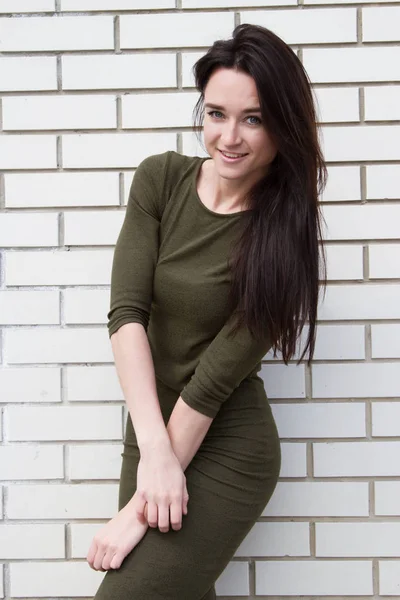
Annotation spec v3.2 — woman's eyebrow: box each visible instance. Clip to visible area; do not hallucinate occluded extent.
[204,103,262,113]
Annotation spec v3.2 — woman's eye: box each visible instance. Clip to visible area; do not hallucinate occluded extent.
[247,115,262,125]
[207,110,223,119]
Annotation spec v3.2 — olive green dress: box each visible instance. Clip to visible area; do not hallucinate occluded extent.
[94,151,281,600]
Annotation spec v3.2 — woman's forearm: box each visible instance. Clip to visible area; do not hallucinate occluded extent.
[166,397,213,472]
[110,323,213,471]
[110,323,171,453]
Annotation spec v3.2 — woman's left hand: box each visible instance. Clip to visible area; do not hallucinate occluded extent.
[86,493,149,572]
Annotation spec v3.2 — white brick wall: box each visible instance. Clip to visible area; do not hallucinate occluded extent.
[0,2,398,599]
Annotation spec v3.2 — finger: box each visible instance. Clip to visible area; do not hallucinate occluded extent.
[110,552,124,570]
[86,540,97,569]
[147,501,158,528]
[93,546,106,572]
[170,499,183,531]
[102,547,117,571]
[183,485,189,515]
[157,503,170,533]
[134,494,147,525]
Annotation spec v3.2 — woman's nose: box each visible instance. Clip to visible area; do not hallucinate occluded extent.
[221,121,241,145]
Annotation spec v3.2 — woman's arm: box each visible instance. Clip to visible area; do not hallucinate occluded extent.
[110,321,192,534]
[110,322,171,453]
[166,397,213,472]
[111,322,212,472]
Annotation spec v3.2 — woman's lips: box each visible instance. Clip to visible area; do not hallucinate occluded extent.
[218,149,248,162]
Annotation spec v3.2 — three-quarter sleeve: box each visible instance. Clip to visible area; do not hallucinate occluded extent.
[180,314,273,419]
[107,153,165,338]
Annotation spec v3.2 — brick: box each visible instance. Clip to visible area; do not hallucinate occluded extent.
[0,135,56,169]
[0,445,63,480]
[375,482,400,516]
[379,561,400,596]
[272,403,365,439]
[372,324,400,358]
[64,210,124,246]
[365,86,400,121]
[313,325,365,359]
[7,483,118,519]
[62,132,176,168]
[303,47,400,83]
[5,327,113,364]
[325,244,363,280]
[185,0,294,5]
[318,284,400,320]
[69,443,122,479]
[313,364,400,398]
[306,0,392,4]
[70,523,101,558]
[243,8,357,44]
[316,523,400,557]
[263,482,368,517]
[367,165,400,200]
[120,13,234,49]
[322,204,400,240]
[3,95,116,131]
[280,443,307,477]
[0,367,61,403]
[372,402,400,436]
[314,87,359,122]
[0,213,58,247]
[363,7,400,42]
[0,16,113,52]
[370,244,400,278]
[64,289,109,324]
[314,442,400,477]
[5,172,120,208]
[182,0,295,5]
[0,0,54,11]
[62,0,174,9]
[215,562,249,597]
[0,524,64,559]
[10,562,105,597]
[62,54,176,90]
[5,250,113,286]
[259,364,306,399]
[324,125,400,162]
[7,405,122,441]
[181,131,209,157]
[0,291,59,325]
[122,92,199,129]
[236,522,309,557]
[274,324,365,360]
[123,171,135,204]
[321,165,360,201]
[0,56,56,91]
[255,560,373,595]
[65,366,122,402]
[182,52,204,88]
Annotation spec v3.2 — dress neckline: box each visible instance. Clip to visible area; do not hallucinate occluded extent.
[192,156,249,219]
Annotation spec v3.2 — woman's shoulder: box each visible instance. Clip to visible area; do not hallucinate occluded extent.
[132,151,201,217]
[138,150,200,173]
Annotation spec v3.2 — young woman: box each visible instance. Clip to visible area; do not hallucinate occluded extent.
[88,23,327,599]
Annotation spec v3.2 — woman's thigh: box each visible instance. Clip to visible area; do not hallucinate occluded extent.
[94,382,280,599]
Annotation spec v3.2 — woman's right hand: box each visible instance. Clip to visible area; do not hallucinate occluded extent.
[87,492,149,571]
[135,445,189,533]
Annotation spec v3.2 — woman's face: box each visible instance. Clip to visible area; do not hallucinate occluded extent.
[202,67,278,185]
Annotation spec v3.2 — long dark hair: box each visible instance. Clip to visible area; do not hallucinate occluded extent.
[192,23,327,366]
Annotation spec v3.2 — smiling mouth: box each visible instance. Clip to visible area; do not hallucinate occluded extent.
[218,150,248,159]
